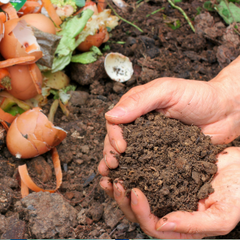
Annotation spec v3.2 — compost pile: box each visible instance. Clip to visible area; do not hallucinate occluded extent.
[109,112,225,218]
[1,0,240,239]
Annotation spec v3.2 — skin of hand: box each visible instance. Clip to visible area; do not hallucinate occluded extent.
[98,56,240,238]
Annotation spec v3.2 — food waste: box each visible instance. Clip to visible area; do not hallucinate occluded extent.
[0,0,120,197]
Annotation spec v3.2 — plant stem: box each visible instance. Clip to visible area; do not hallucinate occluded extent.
[167,0,195,33]
[106,1,144,33]
[146,7,165,17]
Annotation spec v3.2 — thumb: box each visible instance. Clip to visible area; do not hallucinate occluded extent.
[105,78,181,124]
[156,203,240,237]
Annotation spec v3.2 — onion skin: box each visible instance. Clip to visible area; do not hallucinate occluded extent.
[6,107,67,159]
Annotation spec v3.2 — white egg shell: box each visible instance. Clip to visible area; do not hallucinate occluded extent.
[104,52,133,82]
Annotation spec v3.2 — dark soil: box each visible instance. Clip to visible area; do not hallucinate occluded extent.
[109,112,225,218]
[1,0,240,239]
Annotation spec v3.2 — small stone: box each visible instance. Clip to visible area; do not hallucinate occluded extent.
[103,201,124,229]
[80,145,90,154]
[77,208,87,225]
[15,192,77,239]
[88,202,104,222]
[117,222,129,231]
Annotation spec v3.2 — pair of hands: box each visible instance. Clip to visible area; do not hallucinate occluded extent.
[98,56,240,238]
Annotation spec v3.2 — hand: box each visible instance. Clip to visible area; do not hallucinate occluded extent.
[98,56,240,238]
[99,56,240,175]
[100,147,240,239]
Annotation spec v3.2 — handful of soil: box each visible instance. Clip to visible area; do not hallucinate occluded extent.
[109,112,226,218]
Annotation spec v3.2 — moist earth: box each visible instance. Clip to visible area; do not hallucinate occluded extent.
[1,0,240,239]
[109,112,225,218]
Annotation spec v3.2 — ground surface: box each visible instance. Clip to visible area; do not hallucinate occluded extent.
[1,0,240,239]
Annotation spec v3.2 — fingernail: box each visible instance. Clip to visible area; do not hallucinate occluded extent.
[157,222,176,232]
[104,155,111,168]
[105,107,126,118]
[112,140,121,153]
[131,189,138,205]
[113,182,122,197]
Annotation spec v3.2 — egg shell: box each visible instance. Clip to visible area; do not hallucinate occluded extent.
[20,13,56,35]
[7,64,42,100]
[104,52,134,82]
[0,18,42,62]
[34,111,67,147]
[6,107,67,159]
[6,117,39,159]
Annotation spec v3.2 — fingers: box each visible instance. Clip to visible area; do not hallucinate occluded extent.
[106,123,127,153]
[103,134,121,169]
[155,202,240,237]
[99,176,114,198]
[113,181,137,222]
[98,159,109,176]
[105,78,181,124]
[129,188,198,239]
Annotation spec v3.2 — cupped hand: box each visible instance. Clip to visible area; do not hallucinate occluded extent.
[100,147,240,239]
[99,56,240,175]
[98,56,240,238]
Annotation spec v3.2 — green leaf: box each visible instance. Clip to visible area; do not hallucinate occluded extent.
[229,0,240,3]
[74,0,85,7]
[50,89,59,99]
[62,85,76,93]
[215,1,240,24]
[203,1,215,11]
[52,9,94,72]
[196,6,202,15]
[71,52,98,64]
[166,19,181,30]
[102,44,110,52]
[6,106,24,116]
[90,46,103,56]
[71,46,102,64]
[173,0,182,2]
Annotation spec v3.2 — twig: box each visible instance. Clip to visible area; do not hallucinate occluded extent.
[106,0,143,33]
[167,0,195,33]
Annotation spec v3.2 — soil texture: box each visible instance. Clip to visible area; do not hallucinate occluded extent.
[110,112,225,218]
[1,0,240,239]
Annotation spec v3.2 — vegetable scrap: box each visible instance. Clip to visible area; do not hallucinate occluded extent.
[0,0,120,198]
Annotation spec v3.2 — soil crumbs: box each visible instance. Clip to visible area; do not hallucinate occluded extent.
[110,112,224,218]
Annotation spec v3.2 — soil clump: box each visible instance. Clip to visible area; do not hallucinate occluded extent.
[110,112,226,218]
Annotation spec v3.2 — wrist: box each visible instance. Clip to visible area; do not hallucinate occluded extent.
[209,56,240,135]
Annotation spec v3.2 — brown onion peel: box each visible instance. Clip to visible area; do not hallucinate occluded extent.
[18,147,63,198]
